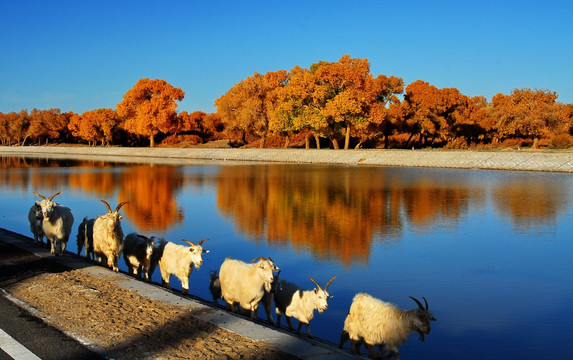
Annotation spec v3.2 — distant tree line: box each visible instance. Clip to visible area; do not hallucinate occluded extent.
[1,55,572,149]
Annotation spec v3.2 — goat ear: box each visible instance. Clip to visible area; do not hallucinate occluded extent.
[314,288,318,294]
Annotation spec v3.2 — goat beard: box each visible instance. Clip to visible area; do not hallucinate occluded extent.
[417,331,425,342]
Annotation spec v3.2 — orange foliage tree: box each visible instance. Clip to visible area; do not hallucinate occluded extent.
[25,108,70,145]
[0,110,30,145]
[313,55,375,149]
[490,88,567,147]
[68,108,121,146]
[356,74,404,148]
[400,80,480,148]
[215,71,287,148]
[117,78,185,147]
[271,65,325,148]
[272,55,402,149]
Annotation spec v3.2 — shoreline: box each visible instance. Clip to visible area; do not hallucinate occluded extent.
[1,145,573,172]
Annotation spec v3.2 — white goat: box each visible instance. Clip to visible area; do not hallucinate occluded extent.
[123,233,156,281]
[211,267,282,324]
[92,200,128,272]
[157,239,209,294]
[33,190,74,256]
[339,293,437,360]
[27,202,44,244]
[274,275,336,338]
[76,217,95,260]
[218,257,279,319]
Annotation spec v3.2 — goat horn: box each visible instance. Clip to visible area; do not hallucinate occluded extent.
[100,200,112,213]
[423,296,429,310]
[199,238,209,245]
[325,275,337,291]
[409,296,425,310]
[182,239,196,246]
[48,190,63,201]
[250,256,265,263]
[309,276,322,291]
[33,191,46,200]
[114,201,129,212]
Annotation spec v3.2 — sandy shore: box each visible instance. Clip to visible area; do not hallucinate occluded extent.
[2,145,573,172]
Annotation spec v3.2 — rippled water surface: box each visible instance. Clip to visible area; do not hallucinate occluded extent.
[1,155,572,359]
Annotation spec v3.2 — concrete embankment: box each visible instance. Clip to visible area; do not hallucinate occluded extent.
[2,146,573,172]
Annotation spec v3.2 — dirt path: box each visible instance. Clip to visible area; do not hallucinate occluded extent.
[0,239,300,360]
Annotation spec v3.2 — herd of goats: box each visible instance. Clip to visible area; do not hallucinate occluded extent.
[27,190,437,360]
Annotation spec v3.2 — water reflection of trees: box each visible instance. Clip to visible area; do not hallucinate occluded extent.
[118,166,184,231]
[401,182,482,230]
[4,156,571,263]
[2,157,186,231]
[216,166,487,265]
[492,178,568,230]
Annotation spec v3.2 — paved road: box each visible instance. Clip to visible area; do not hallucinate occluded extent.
[0,229,357,360]
[0,292,105,360]
[1,146,573,172]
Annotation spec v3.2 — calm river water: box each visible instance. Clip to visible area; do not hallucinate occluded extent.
[1,155,572,359]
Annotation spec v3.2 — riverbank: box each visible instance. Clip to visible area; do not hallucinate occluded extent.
[2,145,573,172]
[0,229,351,359]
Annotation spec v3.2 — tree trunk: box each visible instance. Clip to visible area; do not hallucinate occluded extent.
[305,134,310,149]
[405,132,416,149]
[259,133,266,149]
[332,138,339,150]
[314,134,321,149]
[283,135,290,148]
[532,137,538,149]
[150,135,155,148]
[344,123,351,150]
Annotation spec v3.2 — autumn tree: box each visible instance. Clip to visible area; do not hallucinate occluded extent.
[451,95,495,146]
[26,108,69,145]
[400,81,478,148]
[215,71,287,148]
[0,110,30,145]
[313,55,376,149]
[68,112,95,145]
[490,88,567,147]
[271,65,327,148]
[117,78,185,147]
[356,74,404,148]
[565,103,573,135]
[273,55,391,149]
[177,110,206,134]
[68,108,120,146]
[202,113,225,141]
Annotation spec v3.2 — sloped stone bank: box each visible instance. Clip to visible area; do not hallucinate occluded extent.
[2,146,573,172]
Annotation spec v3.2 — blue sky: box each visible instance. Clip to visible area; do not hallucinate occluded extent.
[1,0,571,115]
